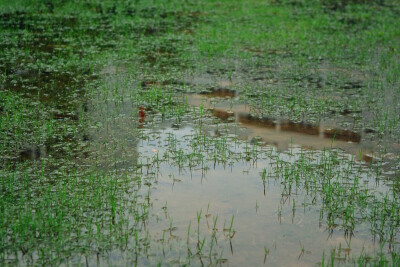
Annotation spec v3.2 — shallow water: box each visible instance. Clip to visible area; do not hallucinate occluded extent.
[2,2,400,265]
[135,124,394,266]
[186,89,400,165]
[77,77,400,265]
[82,81,396,265]
[3,64,398,265]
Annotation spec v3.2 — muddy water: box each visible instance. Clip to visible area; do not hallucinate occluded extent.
[137,125,387,266]
[80,71,400,265]
[186,89,400,164]
[86,70,139,171]
[100,85,400,266]
[4,2,400,266]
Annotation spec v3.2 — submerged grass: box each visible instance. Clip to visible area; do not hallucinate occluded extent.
[1,0,400,265]
[185,0,400,140]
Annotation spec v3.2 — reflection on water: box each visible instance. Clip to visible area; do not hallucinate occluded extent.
[324,128,361,143]
[200,88,237,98]
[186,90,378,161]
[280,120,318,136]
[212,109,235,121]
[86,74,139,171]
[81,83,399,265]
[138,125,389,266]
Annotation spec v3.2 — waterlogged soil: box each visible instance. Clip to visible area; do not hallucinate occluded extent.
[138,124,389,266]
[186,88,400,169]
[76,69,400,265]
[119,87,398,265]
[2,0,400,266]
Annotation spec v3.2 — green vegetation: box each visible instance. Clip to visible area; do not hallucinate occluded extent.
[1,0,400,265]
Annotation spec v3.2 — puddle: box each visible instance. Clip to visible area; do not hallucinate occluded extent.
[80,82,398,265]
[2,1,400,266]
[80,75,397,265]
[136,124,398,266]
[185,89,384,160]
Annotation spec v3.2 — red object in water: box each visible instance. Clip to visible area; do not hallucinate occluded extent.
[138,106,146,128]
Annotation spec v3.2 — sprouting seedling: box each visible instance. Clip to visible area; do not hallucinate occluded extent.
[358,149,363,162]
[228,215,235,239]
[345,235,352,250]
[212,215,218,234]
[197,237,205,256]
[187,221,191,245]
[199,102,204,117]
[169,217,174,232]
[209,234,215,260]
[330,131,337,147]
[290,137,293,156]
[197,209,202,242]
[160,230,165,244]
[298,241,305,259]
[264,246,269,264]
[261,168,267,183]
[228,69,233,81]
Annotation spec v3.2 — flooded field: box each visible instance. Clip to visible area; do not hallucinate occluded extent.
[1,0,400,266]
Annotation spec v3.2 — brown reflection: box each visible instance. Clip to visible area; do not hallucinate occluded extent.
[237,114,360,143]
[324,129,361,143]
[200,88,236,98]
[238,113,276,129]
[362,154,374,163]
[187,93,362,143]
[186,92,370,160]
[210,105,361,144]
[281,121,319,136]
[212,109,234,121]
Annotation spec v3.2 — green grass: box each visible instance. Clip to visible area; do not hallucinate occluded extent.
[1,0,400,265]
